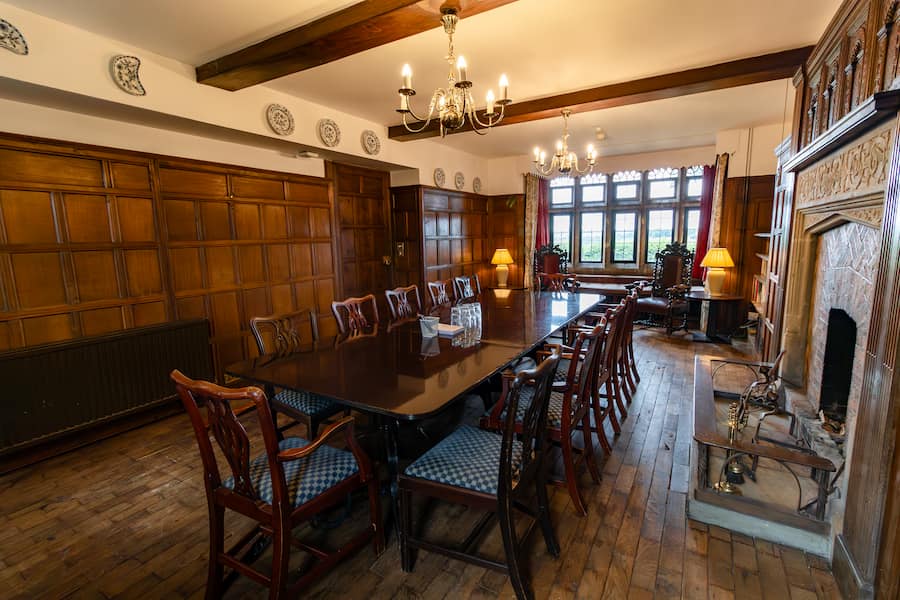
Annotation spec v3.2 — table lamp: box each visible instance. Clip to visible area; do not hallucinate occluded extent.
[491,248,514,288]
[700,247,734,296]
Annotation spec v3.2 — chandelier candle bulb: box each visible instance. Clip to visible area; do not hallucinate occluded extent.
[499,74,509,100]
[402,64,412,90]
[457,56,467,82]
[486,89,495,115]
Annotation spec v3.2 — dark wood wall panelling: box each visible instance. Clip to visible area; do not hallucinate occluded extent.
[488,194,526,288]
[718,175,775,309]
[0,135,341,380]
[789,1,900,597]
[389,186,525,295]
[332,164,391,300]
[422,188,491,287]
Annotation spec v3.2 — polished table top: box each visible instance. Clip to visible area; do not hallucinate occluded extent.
[226,290,601,421]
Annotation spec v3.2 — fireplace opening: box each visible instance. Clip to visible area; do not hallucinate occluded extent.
[819,308,856,423]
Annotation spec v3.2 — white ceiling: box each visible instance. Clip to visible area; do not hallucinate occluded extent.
[5,0,841,158]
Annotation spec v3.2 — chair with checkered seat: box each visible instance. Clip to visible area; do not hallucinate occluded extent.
[250,309,346,438]
[399,354,561,600]
[482,323,609,516]
[171,370,383,599]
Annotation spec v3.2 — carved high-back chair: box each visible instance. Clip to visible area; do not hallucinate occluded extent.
[632,241,693,335]
[385,285,423,322]
[250,309,344,438]
[453,274,481,304]
[171,370,383,599]
[331,294,380,336]
[399,355,561,599]
[426,280,454,314]
[538,272,576,292]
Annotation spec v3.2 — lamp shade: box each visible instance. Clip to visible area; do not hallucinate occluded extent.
[491,248,514,265]
[700,247,735,268]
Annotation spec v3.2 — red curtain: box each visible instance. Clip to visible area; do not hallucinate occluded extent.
[536,177,550,249]
[692,164,716,279]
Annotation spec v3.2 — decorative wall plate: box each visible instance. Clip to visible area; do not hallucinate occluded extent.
[433,167,446,188]
[454,171,465,191]
[360,130,381,155]
[0,18,27,55]
[110,55,146,96]
[266,103,294,136]
[473,177,482,194]
[317,118,341,147]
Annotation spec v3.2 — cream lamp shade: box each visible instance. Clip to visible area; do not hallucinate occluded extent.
[491,248,514,288]
[700,247,734,296]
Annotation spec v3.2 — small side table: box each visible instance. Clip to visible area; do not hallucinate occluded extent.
[687,291,743,343]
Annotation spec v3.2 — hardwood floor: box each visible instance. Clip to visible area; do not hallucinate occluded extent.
[0,329,842,599]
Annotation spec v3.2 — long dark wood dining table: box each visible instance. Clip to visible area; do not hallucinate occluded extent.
[225,289,603,541]
[225,290,603,421]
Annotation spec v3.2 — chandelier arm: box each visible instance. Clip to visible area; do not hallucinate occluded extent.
[400,111,436,134]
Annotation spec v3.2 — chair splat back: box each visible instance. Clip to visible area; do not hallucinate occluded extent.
[250,308,319,356]
[332,294,380,335]
[385,285,422,321]
[453,274,481,304]
[501,353,560,494]
[650,241,693,296]
[426,280,454,312]
[172,370,268,501]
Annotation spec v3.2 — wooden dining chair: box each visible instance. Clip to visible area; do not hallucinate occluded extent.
[250,309,345,438]
[482,324,606,515]
[399,354,561,600]
[452,274,481,304]
[384,285,423,321]
[331,294,379,335]
[171,370,383,599]
[426,280,454,314]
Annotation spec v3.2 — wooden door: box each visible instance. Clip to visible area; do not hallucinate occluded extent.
[333,164,392,300]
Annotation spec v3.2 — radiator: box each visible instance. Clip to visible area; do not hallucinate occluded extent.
[0,319,212,457]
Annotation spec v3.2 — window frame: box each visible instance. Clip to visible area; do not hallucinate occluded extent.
[611,210,638,264]
[644,208,676,262]
[578,211,605,264]
[547,166,702,273]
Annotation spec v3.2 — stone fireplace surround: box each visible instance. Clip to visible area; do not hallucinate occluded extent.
[779,98,900,597]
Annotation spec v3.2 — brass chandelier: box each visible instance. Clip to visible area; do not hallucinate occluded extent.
[396,6,510,137]
[532,110,597,176]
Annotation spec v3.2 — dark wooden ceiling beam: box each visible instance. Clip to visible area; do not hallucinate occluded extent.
[388,46,814,141]
[196,0,520,91]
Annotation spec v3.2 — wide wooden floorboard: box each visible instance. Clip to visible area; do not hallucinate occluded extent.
[0,328,842,598]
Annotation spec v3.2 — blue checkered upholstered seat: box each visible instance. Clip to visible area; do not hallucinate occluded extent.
[554,358,572,382]
[403,425,522,495]
[274,389,341,418]
[487,385,565,428]
[223,437,358,507]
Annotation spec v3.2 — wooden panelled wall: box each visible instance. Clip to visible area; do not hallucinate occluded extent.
[389,186,526,294]
[0,135,339,380]
[719,175,775,308]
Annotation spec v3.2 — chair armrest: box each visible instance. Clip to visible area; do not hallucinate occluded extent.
[665,284,690,300]
[277,415,354,461]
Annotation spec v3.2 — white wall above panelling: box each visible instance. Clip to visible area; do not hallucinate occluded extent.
[716,121,790,177]
[0,1,488,188]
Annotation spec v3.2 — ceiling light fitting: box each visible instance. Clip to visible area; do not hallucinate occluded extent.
[396,6,510,137]
[532,110,596,176]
